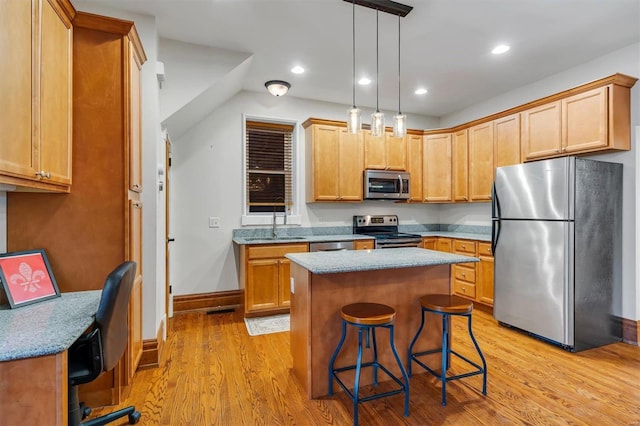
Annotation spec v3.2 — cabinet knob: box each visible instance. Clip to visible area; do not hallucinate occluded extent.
[462,273,466,277]
[35,170,51,179]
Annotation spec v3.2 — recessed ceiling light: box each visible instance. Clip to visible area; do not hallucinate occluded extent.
[492,44,510,55]
[414,88,428,95]
[358,77,371,85]
[291,65,305,74]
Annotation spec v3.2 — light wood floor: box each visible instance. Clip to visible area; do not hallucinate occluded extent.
[91,308,640,425]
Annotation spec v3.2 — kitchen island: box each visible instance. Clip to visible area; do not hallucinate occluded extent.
[286,247,477,399]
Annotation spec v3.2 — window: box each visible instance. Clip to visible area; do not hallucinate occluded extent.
[244,119,295,221]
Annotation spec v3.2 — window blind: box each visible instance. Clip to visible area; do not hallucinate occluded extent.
[246,120,294,213]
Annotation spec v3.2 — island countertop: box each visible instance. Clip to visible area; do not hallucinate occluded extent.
[285,247,478,274]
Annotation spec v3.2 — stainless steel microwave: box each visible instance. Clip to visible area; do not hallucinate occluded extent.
[364,170,410,200]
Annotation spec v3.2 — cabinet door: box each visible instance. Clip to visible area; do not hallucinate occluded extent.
[127,199,143,381]
[562,87,608,154]
[385,133,407,171]
[521,101,562,161]
[39,0,72,185]
[0,0,36,180]
[468,122,494,201]
[423,133,452,202]
[128,43,143,192]
[494,113,520,169]
[422,237,437,250]
[364,130,386,169]
[246,259,280,312]
[477,242,494,306]
[452,129,469,202]
[436,238,452,252]
[338,128,363,201]
[406,134,423,201]
[279,259,292,307]
[311,125,340,201]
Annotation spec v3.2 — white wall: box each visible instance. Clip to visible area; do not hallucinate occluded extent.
[169,92,440,295]
[440,42,640,321]
[71,1,166,340]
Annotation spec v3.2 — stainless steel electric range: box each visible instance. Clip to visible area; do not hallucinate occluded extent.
[353,215,422,249]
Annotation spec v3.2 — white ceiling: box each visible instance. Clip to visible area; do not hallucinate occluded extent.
[76,0,640,117]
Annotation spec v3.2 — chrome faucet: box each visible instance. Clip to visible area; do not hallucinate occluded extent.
[272,197,286,238]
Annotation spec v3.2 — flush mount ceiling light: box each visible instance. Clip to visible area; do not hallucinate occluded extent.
[265,80,291,96]
[291,65,305,74]
[492,44,510,55]
[358,77,371,85]
[415,88,428,95]
[343,0,413,137]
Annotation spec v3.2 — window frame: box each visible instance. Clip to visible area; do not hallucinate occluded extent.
[241,114,301,226]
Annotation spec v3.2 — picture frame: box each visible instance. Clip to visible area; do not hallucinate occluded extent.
[0,249,61,308]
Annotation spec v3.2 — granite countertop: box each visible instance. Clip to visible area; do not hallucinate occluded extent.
[233,233,374,245]
[286,247,478,274]
[233,231,491,245]
[416,231,492,242]
[0,290,101,362]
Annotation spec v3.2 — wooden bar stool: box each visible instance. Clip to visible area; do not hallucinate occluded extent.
[328,303,409,425]
[407,294,487,406]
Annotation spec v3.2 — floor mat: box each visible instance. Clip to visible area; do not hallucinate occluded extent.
[244,314,290,336]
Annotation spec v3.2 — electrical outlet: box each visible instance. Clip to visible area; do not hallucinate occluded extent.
[209,216,220,228]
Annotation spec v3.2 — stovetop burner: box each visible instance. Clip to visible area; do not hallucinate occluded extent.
[353,215,422,248]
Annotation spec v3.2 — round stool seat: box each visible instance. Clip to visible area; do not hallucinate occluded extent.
[341,302,396,325]
[419,294,473,314]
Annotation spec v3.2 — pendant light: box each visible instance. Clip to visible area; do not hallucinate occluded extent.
[370,9,384,137]
[392,15,406,137]
[347,0,361,134]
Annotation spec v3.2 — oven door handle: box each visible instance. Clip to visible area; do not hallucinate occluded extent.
[377,242,421,249]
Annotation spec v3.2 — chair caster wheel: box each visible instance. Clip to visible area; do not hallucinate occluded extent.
[128,411,141,424]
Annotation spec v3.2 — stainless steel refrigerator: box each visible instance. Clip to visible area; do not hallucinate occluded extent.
[492,157,622,352]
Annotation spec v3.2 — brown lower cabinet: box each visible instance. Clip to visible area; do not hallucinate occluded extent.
[421,236,494,308]
[241,243,308,317]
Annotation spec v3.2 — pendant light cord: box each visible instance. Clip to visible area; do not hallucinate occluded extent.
[397,15,401,114]
[352,0,356,109]
[375,9,379,112]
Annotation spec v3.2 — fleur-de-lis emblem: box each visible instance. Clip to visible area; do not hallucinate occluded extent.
[9,262,46,293]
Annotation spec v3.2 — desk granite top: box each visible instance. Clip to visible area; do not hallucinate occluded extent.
[286,247,478,274]
[0,290,101,362]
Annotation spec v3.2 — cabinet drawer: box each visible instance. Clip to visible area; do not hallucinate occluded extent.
[453,239,476,254]
[453,279,476,298]
[247,243,308,260]
[454,265,476,283]
[478,242,492,256]
[354,239,374,250]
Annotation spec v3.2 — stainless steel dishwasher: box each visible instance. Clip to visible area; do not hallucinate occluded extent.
[309,241,354,252]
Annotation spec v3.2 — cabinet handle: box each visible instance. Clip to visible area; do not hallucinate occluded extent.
[132,184,140,189]
[35,170,51,179]
[133,202,142,209]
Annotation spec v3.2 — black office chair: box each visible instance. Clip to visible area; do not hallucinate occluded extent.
[67,261,141,426]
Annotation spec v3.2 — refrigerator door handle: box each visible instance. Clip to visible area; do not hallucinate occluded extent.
[491,218,501,255]
[492,182,501,219]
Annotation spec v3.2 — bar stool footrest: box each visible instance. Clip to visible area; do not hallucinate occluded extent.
[410,348,485,383]
[331,362,407,404]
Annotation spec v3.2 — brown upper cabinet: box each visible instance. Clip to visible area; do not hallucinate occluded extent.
[304,119,364,202]
[468,122,494,201]
[302,73,635,205]
[364,130,407,171]
[452,129,469,202]
[406,133,424,202]
[423,132,452,202]
[0,0,74,192]
[522,76,635,161]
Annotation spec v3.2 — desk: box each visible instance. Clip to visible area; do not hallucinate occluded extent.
[286,248,477,398]
[0,290,101,426]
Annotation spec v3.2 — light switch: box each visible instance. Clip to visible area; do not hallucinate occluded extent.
[209,217,220,228]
